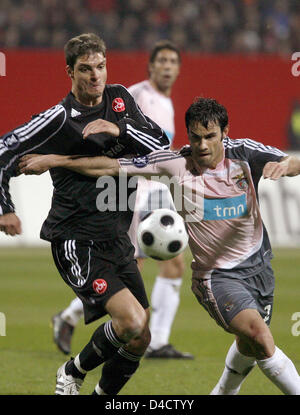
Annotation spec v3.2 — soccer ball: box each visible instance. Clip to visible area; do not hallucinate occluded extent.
[137,208,188,261]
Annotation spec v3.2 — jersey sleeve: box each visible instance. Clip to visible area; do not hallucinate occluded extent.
[241,138,287,178]
[0,104,66,215]
[118,150,183,180]
[115,85,170,155]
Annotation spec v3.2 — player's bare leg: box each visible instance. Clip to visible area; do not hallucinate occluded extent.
[106,289,150,345]
[145,252,194,359]
[136,257,145,272]
[52,255,147,356]
[56,289,150,395]
[211,309,300,395]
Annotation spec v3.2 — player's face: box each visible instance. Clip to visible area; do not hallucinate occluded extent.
[188,121,228,169]
[67,52,107,106]
[149,49,180,95]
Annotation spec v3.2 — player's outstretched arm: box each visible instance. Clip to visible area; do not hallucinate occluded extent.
[19,154,120,177]
[0,104,66,237]
[20,150,176,180]
[263,156,300,180]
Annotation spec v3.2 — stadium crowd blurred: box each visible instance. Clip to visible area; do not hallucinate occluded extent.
[0,0,299,53]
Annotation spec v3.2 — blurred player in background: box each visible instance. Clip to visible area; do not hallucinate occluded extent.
[52,40,194,359]
[22,97,300,394]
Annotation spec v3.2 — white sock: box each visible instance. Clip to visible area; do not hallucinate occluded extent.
[149,276,182,350]
[74,354,87,375]
[61,297,84,327]
[94,383,107,395]
[210,341,256,395]
[257,346,300,395]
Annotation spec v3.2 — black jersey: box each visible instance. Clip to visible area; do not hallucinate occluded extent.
[0,84,170,241]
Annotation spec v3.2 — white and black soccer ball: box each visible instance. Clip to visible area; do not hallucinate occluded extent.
[137,208,188,261]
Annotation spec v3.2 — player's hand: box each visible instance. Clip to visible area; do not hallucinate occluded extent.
[179,145,192,157]
[82,119,120,139]
[18,154,54,175]
[263,159,289,180]
[0,213,22,236]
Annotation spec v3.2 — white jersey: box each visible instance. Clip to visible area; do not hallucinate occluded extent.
[127,80,176,257]
[128,80,175,144]
[119,138,287,277]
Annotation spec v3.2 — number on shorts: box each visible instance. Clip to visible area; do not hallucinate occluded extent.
[263,304,271,323]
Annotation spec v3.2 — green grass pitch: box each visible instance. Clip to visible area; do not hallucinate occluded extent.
[0,247,299,395]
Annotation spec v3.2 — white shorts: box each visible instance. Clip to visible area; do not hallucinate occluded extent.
[128,178,175,259]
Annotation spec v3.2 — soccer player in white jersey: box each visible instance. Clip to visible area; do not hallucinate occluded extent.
[21,97,300,394]
[51,40,193,359]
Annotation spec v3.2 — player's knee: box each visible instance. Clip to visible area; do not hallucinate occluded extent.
[245,325,274,359]
[125,325,151,355]
[236,337,254,357]
[135,325,151,350]
[118,309,148,342]
[137,326,151,353]
[143,325,151,347]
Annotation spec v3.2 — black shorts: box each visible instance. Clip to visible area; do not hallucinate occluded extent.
[51,235,149,324]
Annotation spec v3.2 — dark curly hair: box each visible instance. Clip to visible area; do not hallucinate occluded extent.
[185,97,228,132]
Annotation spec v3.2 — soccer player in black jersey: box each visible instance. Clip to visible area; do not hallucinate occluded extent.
[0,33,170,395]
[52,40,194,361]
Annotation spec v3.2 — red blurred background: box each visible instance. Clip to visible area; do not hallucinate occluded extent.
[1,51,299,149]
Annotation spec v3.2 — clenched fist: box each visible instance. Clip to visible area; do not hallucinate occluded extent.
[82,119,120,139]
[0,213,22,236]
